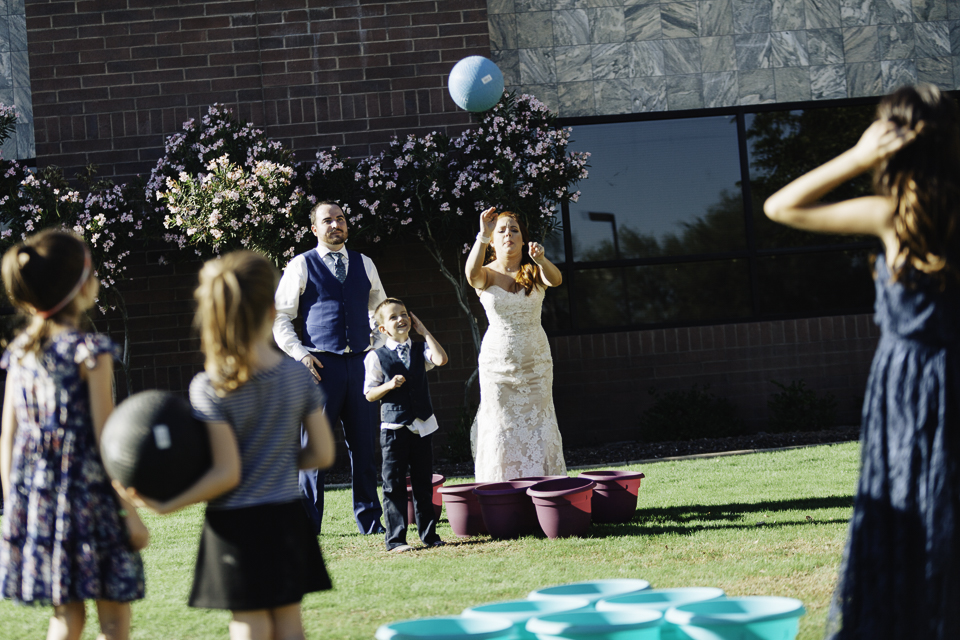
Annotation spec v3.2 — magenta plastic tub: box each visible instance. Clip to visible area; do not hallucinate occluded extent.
[577,470,645,524]
[406,473,445,524]
[439,482,488,537]
[526,477,596,539]
[473,481,540,539]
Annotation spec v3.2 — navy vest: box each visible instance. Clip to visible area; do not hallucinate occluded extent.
[375,342,434,424]
[300,249,372,354]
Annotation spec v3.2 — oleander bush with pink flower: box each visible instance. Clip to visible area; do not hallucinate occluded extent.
[0,105,149,392]
[149,104,311,263]
[1,108,145,304]
[307,93,590,379]
[2,167,144,299]
[0,104,17,149]
[153,95,589,270]
[1,96,589,400]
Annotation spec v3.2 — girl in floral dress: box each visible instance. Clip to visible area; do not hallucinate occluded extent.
[0,230,148,640]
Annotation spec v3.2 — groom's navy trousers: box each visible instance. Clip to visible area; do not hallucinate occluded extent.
[299,350,382,534]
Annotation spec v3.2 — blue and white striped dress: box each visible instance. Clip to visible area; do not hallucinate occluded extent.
[186,356,331,610]
[190,357,324,510]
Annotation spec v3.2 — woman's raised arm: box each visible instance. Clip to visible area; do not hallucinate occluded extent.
[763,119,912,239]
[465,207,498,290]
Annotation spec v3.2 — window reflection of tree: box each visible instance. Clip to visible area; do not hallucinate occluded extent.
[572,264,752,329]
[747,105,879,314]
[545,211,744,329]
[577,191,747,261]
[552,103,881,330]
[573,196,751,328]
[747,106,876,249]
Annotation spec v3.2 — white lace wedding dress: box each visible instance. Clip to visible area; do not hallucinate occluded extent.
[474,285,567,482]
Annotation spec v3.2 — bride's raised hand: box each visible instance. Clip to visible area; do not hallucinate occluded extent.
[480,207,497,236]
[528,242,545,263]
[852,119,918,168]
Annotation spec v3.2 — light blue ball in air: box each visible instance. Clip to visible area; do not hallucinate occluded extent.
[447,56,505,112]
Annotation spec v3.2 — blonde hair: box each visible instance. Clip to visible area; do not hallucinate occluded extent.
[1,230,93,353]
[195,251,278,395]
[483,211,543,296]
[874,84,960,288]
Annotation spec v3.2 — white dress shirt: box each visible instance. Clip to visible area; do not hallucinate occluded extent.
[273,245,387,362]
[363,338,439,437]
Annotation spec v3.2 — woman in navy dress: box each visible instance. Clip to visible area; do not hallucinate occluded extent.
[765,84,960,640]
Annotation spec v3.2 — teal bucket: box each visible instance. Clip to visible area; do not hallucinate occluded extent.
[525,609,663,640]
[664,596,806,640]
[462,598,592,639]
[596,588,726,640]
[375,616,515,640]
[527,579,651,606]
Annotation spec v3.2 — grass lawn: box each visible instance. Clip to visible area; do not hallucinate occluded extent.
[0,441,859,639]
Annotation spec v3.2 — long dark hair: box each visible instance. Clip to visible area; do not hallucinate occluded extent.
[483,211,543,295]
[874,84,960,287]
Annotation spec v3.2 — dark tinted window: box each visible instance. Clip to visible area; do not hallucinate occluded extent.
[571,260,752,329]
[548,102,880,334]
[746,106,876,249]
[568,117,745,261]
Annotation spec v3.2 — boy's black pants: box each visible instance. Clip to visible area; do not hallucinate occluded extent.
[380,428,440,549]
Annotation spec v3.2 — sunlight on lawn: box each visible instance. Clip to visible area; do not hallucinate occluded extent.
[0,442,859,639]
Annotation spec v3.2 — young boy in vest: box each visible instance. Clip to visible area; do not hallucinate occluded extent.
[364,298,449,552]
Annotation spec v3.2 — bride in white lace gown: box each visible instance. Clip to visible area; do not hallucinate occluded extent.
[465,208,567,482]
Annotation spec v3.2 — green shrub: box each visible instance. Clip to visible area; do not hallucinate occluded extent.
[767,379,838,432]
[639,385,745,442]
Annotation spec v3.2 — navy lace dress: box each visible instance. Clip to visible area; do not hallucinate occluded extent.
[826,255,960,640]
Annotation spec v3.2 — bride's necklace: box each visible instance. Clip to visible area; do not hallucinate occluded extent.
[499,260,520,274]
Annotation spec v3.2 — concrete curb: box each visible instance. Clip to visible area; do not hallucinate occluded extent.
[567,439,856,470]
[323,439,858,489]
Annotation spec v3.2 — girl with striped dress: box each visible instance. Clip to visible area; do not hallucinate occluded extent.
[124,250,336,640]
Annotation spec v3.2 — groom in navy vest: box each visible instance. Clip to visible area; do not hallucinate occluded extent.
[274,200,387,535]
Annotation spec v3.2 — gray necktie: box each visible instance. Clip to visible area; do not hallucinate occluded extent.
[331,252,346,283]
[397,343,410,368]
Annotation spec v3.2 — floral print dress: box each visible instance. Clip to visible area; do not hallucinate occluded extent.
[0,331,144,606]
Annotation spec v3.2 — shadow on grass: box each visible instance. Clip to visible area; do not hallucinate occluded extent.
[592,495,855,537]
[329,497,855,540]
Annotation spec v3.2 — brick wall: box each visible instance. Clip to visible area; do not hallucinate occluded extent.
[25,0,490,181]
[23,0,878,458]
[113,249,205,395]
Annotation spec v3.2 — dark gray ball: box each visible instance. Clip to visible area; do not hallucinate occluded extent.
[101,390,212,501]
